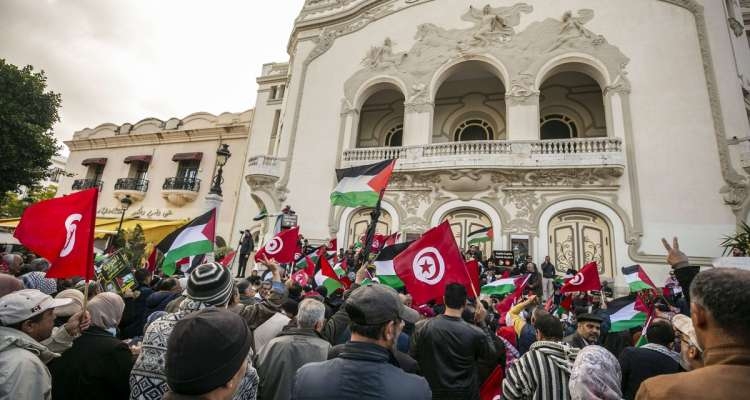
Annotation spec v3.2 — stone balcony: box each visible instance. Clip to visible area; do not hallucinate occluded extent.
[161,177,200,206]
[342,137,624,171]
[246,155,284,186]
[113,178,149,202]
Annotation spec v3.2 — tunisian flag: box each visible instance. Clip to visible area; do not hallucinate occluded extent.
[254,226,299,264]
[394,221,472,306]
[14,188,98,280]
[560,261,602,294]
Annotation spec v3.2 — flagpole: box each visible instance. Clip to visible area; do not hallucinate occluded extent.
[359,188,386,270]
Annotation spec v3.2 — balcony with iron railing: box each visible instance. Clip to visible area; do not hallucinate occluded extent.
[113,178,149,202]
[342,137,624,171]
[72,178,103,191]
[161,177,201,206]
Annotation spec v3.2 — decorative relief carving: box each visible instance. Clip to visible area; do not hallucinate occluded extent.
[461,4,533,46]
[362,38,407,69]
[343,5,629,115]
[506,73,540,106]
[501,190,540,219]
[401,216,429,232]
[490,167,622,188]
[605,66,632,95]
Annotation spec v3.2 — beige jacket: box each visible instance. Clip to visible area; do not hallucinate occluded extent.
[636,344,750,400]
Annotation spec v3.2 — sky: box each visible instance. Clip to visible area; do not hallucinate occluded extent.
[0,0,306,155]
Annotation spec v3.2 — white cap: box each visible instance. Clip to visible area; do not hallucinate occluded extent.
[0,289,73,325]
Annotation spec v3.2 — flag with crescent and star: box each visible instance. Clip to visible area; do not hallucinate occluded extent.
[560,261,601,294]
[393,221,473,306]
[254,226,299,264]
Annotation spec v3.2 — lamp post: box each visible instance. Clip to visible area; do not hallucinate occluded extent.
[116,195,132,234]
[208,144,232,197]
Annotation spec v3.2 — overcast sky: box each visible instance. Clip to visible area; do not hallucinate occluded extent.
[0,0,306,155]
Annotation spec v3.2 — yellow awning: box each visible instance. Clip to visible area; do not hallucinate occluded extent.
[0,217,119,229]
[94,218,187,245]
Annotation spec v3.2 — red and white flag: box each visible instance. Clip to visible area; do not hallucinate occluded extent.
[14,188,98,280]
[254,226,299,264]
[220,250,237,268]
[560,261,602,294]
[394,221,471,306]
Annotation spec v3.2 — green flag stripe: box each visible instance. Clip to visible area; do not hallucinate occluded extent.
[330,191,380,207]
[162,240,213,276]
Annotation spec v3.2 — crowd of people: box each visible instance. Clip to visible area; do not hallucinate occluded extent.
[0,235,748,400]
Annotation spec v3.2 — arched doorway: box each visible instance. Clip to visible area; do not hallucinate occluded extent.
[548,210,614,277]
[347,208,392,248]
[441,209,493,260]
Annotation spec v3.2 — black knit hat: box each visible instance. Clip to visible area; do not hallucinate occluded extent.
[166,308,251,395]
[187,262,233,306]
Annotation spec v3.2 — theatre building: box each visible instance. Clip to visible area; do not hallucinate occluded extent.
[233,0,750,290]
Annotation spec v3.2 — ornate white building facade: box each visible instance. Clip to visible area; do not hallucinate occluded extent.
[233,0,750,289]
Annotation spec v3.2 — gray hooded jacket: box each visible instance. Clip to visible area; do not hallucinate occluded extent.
[0,326,60,400]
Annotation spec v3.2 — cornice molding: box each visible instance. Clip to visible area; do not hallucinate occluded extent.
[65,128,249,151]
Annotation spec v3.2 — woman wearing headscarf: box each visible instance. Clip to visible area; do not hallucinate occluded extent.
[48,292,134,400]
[569,345,623,400]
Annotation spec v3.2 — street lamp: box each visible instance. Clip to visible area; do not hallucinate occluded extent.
[116,195,132,234]
[209,144,232,196]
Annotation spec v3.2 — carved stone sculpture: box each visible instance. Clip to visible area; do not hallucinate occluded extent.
[462,4,533,46]
[361,38,407,69]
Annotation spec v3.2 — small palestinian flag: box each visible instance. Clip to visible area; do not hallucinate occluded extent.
[556,295,573,316]
[157,209,216,276]
[331,159,396,207]
[373,242,411,289]
[607,296,649,333]
[480,278,517,297]
[314,254,343,295]
[622,265,657,292]
[468,227,492,245]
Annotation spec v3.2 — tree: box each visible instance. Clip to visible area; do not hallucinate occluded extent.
[0,186,57,218]
[0,59,61,202]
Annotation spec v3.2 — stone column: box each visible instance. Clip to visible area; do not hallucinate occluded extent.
[340,107,360,150]
[403,102,434,146]
[505,92,540,141]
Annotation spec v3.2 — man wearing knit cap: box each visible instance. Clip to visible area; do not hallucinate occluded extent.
[164,308,253,400]
[0,289,74,399]
[129,262,259,400]
[239,256,290,353]
[292,284,431,399]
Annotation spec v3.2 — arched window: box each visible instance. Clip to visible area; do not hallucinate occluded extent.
[540,114,578,140]
[385,125,403,147]
[454,119,493,141]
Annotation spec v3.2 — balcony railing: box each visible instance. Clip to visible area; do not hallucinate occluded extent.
[114,178,149,192]
[342,137,624,170]
[162,177,201,192]
[72,178,103,191]
[246,155,284,183]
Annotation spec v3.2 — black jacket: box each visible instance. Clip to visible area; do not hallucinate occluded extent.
[329,342,419,374]
[144,291,180,318]
[619,345,683,400]
[119,284,153,339]
[541,261,556,278]
[292,341,431,400]
[410,315,496,400]
[48,326,134,400]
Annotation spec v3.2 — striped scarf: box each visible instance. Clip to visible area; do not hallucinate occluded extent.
[503,341,579,400]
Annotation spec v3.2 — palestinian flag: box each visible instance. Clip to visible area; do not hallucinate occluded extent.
[622,265,657,292]
[373,242,411,289]
[468,227,493,245]
[607,296,649,333]
[331,159,396,207]
[556,295,573,316]
[480,278,517,296]
[314,254,343,295]
[157,209,216,276]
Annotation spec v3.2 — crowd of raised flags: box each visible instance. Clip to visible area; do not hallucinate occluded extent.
[3,159,750,399]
